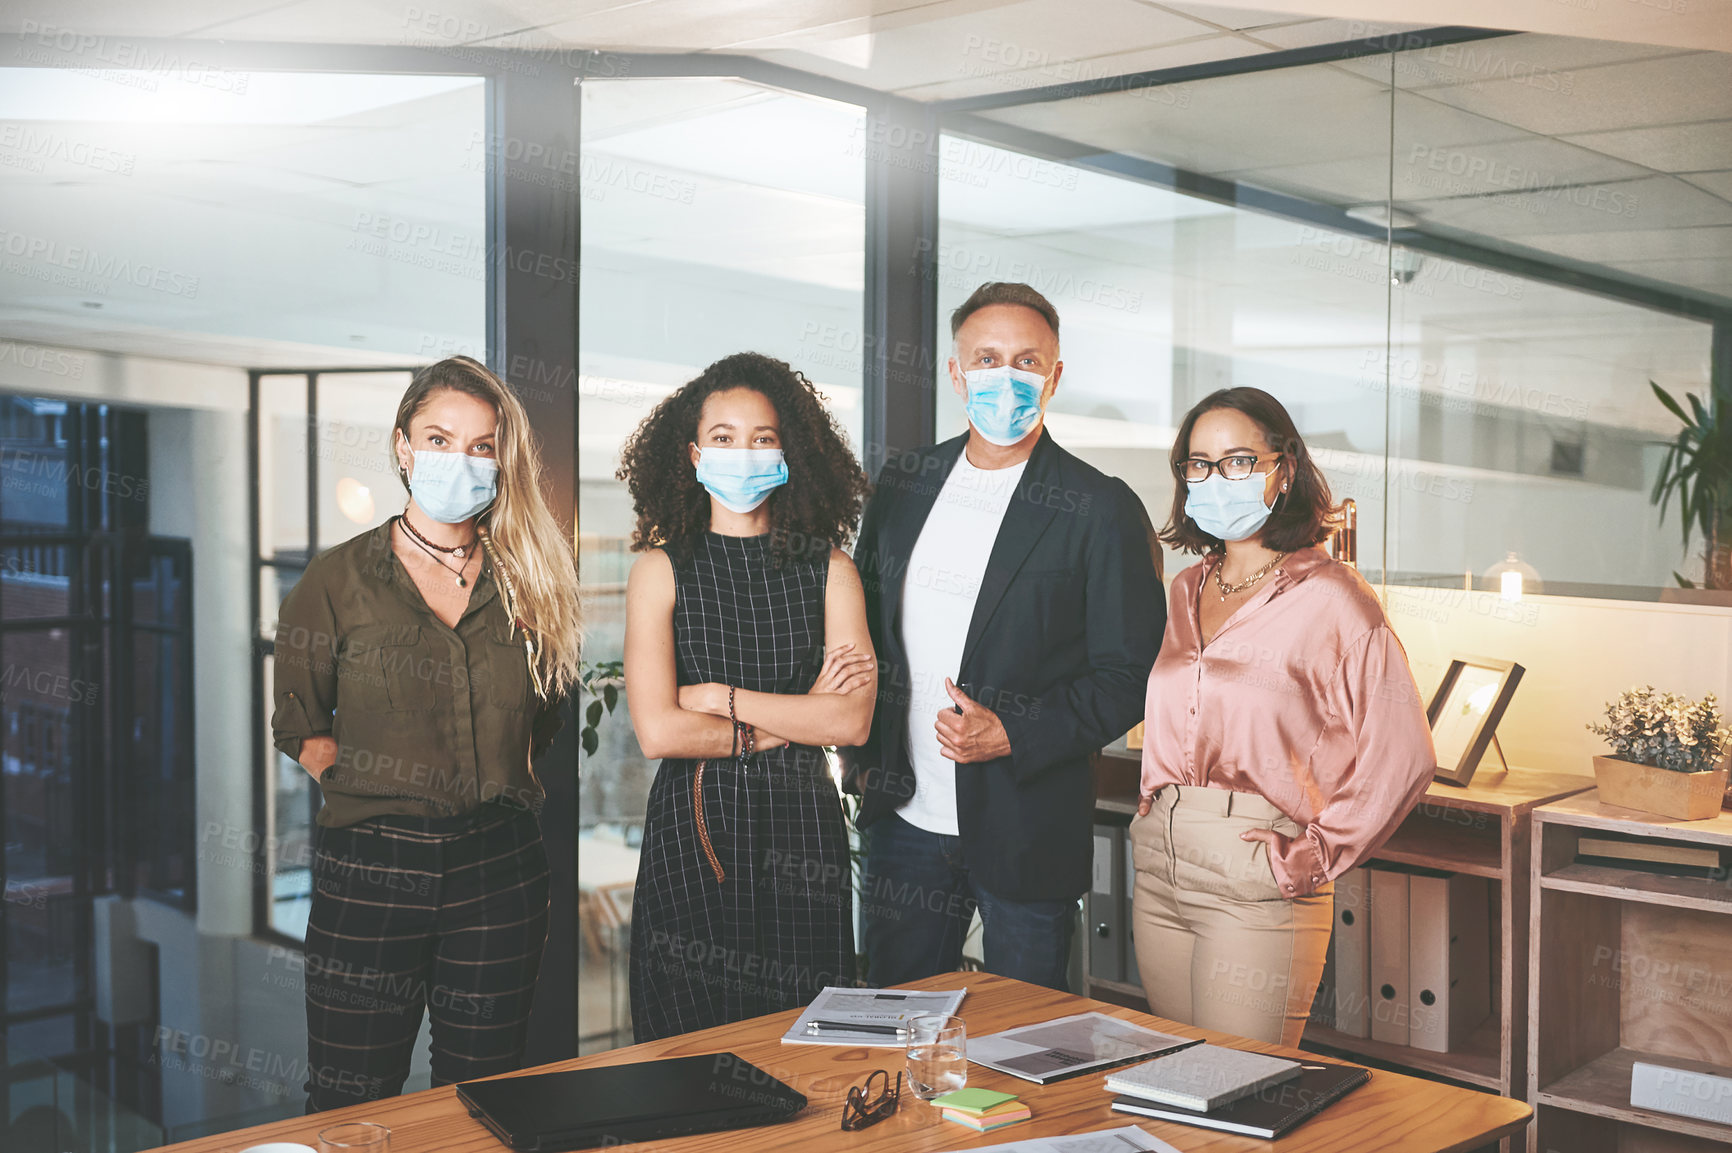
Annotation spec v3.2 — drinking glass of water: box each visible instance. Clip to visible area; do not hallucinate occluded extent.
[905,1014,967,1100]
[317,1122,390,1153]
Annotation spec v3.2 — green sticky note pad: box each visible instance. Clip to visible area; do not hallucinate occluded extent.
[931,1088,1017,1113]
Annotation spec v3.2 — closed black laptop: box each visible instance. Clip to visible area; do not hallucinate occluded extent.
[456,1052,808,1151]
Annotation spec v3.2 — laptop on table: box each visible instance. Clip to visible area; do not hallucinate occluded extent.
[457,1052,807,1151]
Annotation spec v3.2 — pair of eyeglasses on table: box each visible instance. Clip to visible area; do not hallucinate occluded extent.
[839,1068,902,1131]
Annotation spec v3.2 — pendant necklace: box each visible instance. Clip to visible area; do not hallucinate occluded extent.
[400,513,475,559]
[397,515,477,587]
[1213,551,1288,602]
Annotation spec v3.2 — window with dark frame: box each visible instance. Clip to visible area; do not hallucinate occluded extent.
[0,395,191,1136]
[250,369,422,944]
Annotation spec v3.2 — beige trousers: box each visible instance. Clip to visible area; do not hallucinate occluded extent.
[1129,784,1334,1047]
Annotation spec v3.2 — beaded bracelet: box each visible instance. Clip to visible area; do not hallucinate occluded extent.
[727,684,756,759]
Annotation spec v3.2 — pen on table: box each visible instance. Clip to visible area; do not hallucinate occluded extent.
[806,1020,908,1037]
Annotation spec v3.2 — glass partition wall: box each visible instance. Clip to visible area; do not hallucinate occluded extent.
[1382,37,1722,596]
[939,49,1403,580]
[932,35,1730,863]
[0,59,490,1144]
[575,31,1732,1053]
[961,34,1722,597]
[576,76,868,1049]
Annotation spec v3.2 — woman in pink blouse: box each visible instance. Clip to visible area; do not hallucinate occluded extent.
[1131,387,1437,1046]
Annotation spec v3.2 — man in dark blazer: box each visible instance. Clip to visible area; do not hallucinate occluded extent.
[843,281,1164,991]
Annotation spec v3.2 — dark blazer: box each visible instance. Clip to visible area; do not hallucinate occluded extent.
[842,428,1165,902]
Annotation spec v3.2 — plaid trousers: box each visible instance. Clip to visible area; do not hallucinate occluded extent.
[302,805,550,1112]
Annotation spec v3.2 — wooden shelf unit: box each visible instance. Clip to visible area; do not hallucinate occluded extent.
[1302,764,1593,1141]
[1375,814,1504,877]
[1530,791,1732,1153]
[1307,1017,1503,1090]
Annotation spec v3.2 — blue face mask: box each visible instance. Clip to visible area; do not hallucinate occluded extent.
[693,446,788,514]
[963,365,1048,446]
[1185,473,1275,542]
[410,450,498,524]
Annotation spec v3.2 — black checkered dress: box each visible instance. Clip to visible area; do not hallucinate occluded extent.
[629,532,856,1041]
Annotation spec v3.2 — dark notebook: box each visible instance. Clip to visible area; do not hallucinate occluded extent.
[1110,1056,1370,1139]
[456,1052,807,1151]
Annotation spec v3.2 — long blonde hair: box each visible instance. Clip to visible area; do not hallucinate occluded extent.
[395,357,582,695]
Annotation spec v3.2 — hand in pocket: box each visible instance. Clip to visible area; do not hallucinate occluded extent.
[300,735,338,781]
[1239,827,1286,883]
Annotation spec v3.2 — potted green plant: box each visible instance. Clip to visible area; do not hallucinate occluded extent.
[579,659,623,757]
[1586,686,1730,820]
[1650,380,1732,588]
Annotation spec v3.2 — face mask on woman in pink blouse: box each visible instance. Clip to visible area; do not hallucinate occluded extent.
[1185,473,1275,542]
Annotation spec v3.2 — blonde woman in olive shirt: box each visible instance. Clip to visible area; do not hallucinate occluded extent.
[272,357,580,1111]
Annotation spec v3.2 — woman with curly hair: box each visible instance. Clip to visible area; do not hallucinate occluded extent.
[619,351,876,1041]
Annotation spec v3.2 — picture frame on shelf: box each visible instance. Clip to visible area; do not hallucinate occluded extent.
[1427,656,1524,786]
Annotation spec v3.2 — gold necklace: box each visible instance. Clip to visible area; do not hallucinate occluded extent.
[1212,552,1289,601]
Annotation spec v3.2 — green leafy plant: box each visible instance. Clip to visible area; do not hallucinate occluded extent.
[1587,686,1728,774]
[1650,380,1732,589]
[579,659,623,757]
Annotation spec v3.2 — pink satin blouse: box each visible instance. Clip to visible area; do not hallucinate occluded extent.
[1140,546,1437,898]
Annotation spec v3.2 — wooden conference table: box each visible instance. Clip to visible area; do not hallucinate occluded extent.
[148,972,1530,1153]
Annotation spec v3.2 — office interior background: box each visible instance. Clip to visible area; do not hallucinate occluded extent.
[0,0,1729,1148]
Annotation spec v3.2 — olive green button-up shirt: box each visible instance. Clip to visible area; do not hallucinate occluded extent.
[271,521,563,828]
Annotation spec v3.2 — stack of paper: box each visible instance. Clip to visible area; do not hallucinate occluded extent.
[1104,1044,1301,1112]
[968,1012,1200,1083]
[931,1125,1178,1153]
[933,1088,1030,1132]
[781,986,966,1047]
[1110,1057,1372,1139]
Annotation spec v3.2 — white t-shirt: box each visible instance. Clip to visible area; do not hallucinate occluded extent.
[898,453,1029,835]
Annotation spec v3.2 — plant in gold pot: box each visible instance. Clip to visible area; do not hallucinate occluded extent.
[1586,686,1730,820]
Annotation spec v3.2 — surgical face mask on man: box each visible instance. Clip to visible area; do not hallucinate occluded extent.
[692,446,788,514]
[409,449,499,524]
[961,365,1048,446]
[1184,473,1277,542]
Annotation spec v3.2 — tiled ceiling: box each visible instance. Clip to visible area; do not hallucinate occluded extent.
[714,1,1423,101]
[2,1,1728,366]
[976,33,1732,305]
[9,1,1424,100]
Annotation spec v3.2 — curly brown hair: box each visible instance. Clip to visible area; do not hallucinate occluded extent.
[615,352,870,567]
